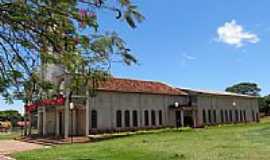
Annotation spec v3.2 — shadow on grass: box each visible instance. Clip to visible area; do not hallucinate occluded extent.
[89,127,195,142]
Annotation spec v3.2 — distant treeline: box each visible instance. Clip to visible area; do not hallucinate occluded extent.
[0,110,23,126]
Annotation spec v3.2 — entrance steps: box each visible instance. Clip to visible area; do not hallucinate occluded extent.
[20,136,89,146]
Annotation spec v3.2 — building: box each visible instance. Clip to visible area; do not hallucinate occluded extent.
[180,88,260,127]
[35,78,259,138]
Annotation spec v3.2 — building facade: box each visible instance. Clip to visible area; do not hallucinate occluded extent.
[36,78,259,138]
[181,88,260,127]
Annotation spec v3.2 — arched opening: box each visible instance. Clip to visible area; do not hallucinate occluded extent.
[144,110,149,126]
[116,110,122,128]
[124,110,130,127]
[91,110,97,129]
[132,110,138,127]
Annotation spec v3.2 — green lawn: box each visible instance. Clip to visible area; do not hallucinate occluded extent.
[0,131,21,140]
[14,119,270,160]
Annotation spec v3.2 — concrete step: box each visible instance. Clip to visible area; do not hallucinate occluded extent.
[21,137,89,146]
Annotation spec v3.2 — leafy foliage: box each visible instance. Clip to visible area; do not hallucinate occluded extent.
[0,110,23,126]
[225,82,261,96]
[258,95,270,114]
[0,0,144,103]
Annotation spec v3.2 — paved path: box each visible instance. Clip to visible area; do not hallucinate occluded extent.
[0,155,15,160]
[0,140,44,159]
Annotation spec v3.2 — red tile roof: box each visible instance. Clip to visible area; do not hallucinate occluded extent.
[97,78,187,96]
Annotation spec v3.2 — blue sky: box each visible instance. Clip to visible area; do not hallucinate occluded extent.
[1,0,270,113]
[108,0,270,94]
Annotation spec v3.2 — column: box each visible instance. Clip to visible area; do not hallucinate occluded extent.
[85,89,90,136]
[64,90,70,138]
[37,111,41,135]
[72,110,77,135]
[193,111,197,128]
[42,107,47,136]
[28,112,32,136]
[180,110,184,127]
[56,111,60,136]
[24,107,28,136]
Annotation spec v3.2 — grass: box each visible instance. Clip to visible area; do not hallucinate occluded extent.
[14,118,270,160]
[0,131,21,140]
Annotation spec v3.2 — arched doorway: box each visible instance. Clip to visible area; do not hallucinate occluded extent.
[182,110,195,127]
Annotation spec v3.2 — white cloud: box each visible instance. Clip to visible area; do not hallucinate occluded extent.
[182,53,196,60]
[217,20,259,47]
[180,52,196,66]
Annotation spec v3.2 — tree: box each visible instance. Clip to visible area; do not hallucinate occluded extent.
[0,110,23,126]
[225,82,261,96]
[0,0,144,103]
[258,95,270,114]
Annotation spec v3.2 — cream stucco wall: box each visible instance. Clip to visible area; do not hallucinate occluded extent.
[196,95,259,127]
[89,91,187,131]
[38,90,259,136]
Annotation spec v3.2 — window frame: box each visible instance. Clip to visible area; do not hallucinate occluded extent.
[213,110,217,124]
[220,110,224,123]
[91,110,98,129]
[208,109,212,124]
[158,110,163,125]
[132,110,138,127]
[151,110,156,126]
[225,110,228,123]
[144,110,149,126]
[124,110,130,127]
[116,110,122,128]
[229,110,233,122]
[203,109,207,124]
[235,110,239,122]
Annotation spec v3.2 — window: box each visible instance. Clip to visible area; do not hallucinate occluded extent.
[208,109,212,124]
[235,110,239,122]
[213,110,217,124]
[229,110,233,122]
[151,110,156,126]
[220,110,224,123]
[203,110,207,124]
[159,110,163,125]
[133,110,138,127]
[144,110,149,126]
[243,110,246,122]
[240,110,243,122]
[225,110,228,123]
[252,110,255,121]
[91,110,97,129]
[124,110,130,127]
[116,110,122,127]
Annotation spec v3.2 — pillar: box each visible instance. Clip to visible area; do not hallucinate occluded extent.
[23,107,28,136]
[37,111,41,135]
[180,110,184,127]
[64,90,70,139]
[193,110,197,128]
[72,110,77,135]
[85,90,90,136]
[42,107,47,136]
[28,112,32,136]
[56,111,60,136]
